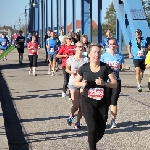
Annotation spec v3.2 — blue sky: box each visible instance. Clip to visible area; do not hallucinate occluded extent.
[0,0,112,27]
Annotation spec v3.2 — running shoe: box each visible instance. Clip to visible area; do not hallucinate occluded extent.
[62,92,66,97]
[51,71,55,76]
[29,70,32,74]
[137,86,142,92]
[48,70,51,74]
[67,116,74,126]
[33,73,37,76]
[74,122,82,129]
[69,98,72,101]
[55,67,59,72]
[111,120,117,129]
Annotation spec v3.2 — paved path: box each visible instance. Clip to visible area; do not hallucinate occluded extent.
[0,48,150,150]
[0,101,8,150]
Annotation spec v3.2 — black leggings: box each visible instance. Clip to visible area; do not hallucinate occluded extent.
[45,47,48,60]
[81,95,108,150]
[29,55,37,67]
[62,67,69,93]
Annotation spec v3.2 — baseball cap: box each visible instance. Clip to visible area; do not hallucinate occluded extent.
[135,29,142,34]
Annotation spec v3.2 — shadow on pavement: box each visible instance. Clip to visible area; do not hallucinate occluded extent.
[20,115,70,123]
[0,71,31,150]
[0,60,47,70]
[12,93,62,101]
[105,120,150,134]
[24,127,88,143]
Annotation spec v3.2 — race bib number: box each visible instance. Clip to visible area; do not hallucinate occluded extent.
[107,61,120,70]
[88,88,104,100]
[137,51,144,57]
[50,48,54,52]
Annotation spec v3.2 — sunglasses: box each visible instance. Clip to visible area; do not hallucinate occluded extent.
[67,38,72,40]
[76,46,83,48]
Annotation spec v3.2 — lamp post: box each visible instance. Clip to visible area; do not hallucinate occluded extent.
[24,4,30,40]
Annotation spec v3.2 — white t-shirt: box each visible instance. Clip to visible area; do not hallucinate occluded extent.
[66,56,89,85]
[59,35,65,45]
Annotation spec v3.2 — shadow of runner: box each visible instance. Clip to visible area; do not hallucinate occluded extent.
[0,71,31,150]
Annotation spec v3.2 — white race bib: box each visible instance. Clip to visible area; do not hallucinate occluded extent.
[88,88,104,100]
[137,51,144,57]
[50,48,54,52]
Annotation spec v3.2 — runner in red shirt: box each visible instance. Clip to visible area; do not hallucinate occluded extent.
[28,35,39,76]
[56,35,75,97]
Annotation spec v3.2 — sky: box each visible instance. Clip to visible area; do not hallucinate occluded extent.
[0,0,112,28]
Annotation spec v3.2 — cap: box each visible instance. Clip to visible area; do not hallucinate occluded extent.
[135,29,142,34]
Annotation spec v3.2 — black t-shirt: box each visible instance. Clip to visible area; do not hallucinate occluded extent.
[44,35,51,42]
[78,62,112,99]
[16,36,25,49]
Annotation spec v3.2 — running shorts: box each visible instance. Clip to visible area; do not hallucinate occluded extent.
[133,59,145,70]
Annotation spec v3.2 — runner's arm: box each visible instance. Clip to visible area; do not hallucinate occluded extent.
[107,73,117,88]
[66,64,73,74]
[74,73,84,88]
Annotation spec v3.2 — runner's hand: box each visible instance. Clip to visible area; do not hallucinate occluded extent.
[64,54,68,58]
[95,77,104,86]
[82,80,87,87]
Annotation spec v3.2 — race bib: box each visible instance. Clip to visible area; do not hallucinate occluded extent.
[137,51,144,57]
[32,49,36,52]
[88,88,104,100]
[108,61,120,70]
[50,48,54,52]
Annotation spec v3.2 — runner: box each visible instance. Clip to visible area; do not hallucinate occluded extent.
[80,34,90,57]
[74,43,117,150]
[16,30,25,65]
[66,41,89,129]
[102,29,118,52]
[101,37,125,128]
[0,33,9,61]
[128,29,147,92]
[27,35,39,76]
[46,31,58,76]
[56,35,75,97]
[59,29,65,45]
[145,37,150,69]
[44,29,51,63]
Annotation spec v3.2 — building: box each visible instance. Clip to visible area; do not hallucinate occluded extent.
[67,20,98,33]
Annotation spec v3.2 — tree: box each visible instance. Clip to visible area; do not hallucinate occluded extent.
[142,0,150,27]
[102,2,116,36]
[92,28,98,36]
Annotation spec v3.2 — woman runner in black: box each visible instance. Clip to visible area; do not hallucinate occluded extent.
[74,43,117,150]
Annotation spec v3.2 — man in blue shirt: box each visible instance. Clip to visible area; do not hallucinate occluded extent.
[101,37,125,129]
[46,31,58,76]
[102,29,119,52]
[0,33,9,61]
[128,29,147,92]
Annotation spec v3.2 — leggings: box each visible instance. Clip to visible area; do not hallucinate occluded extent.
[29,55,37,67]
[81,95,109,150]
[62,67,69,93]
